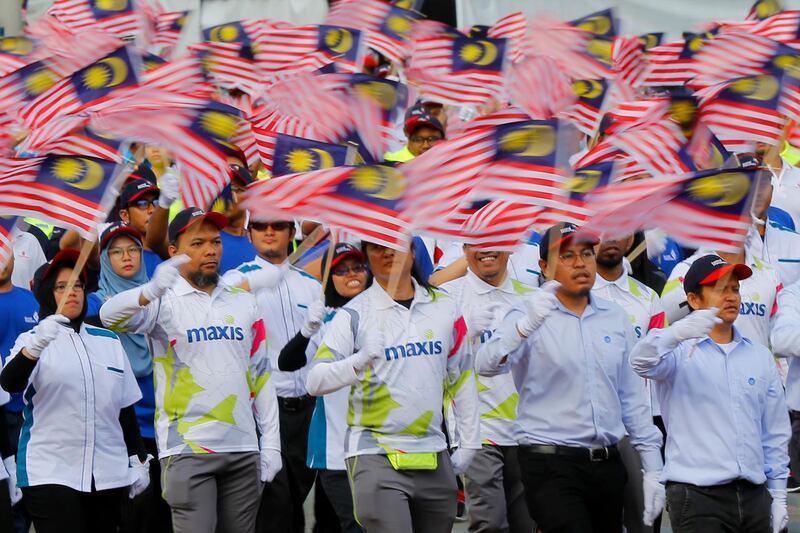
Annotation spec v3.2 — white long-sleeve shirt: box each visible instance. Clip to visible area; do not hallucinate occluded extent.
[306,281,481,457]
[100,276,280,458]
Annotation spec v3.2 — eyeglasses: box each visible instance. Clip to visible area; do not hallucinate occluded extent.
[249,221,292,232]
[558,249,596,265]
[108,245,142,259]
[54,281,85,293]
[332,264,368,277]
[129,199,156,210]
[409,135,443,145]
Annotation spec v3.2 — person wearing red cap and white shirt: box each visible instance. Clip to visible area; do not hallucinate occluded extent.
[100,208,283,533]
[632,254,790,533]
[384,103,446,162]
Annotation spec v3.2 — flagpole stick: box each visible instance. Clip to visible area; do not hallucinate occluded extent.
[319,231,338,297]
[55,238,96,316]
[287,225,328,265]
[625,239,649,264]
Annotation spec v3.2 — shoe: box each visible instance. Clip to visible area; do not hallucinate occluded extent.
[788,475,800,493]
[456,488,467,521]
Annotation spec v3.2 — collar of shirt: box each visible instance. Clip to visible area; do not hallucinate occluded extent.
[551,292,609,318]
[694,325,751,353]
[368,279,435,310]
[593,269,630,293]
[172,275,230,299]
[464,269,517,296]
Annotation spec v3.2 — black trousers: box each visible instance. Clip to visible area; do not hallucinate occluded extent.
[518,446,627,533]
[22,484,124,533]
[665,481,771,533]
[120,437,173,533]
[5,411,29,533]
[257,397,317,533]
[789,410,800,485]
[319,469,361,533]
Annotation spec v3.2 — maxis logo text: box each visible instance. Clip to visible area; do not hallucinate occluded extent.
[384,341,444,360]
[187,326,245,343]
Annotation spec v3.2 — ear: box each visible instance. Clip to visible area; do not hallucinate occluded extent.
[686,290,701,311]
[168,244,178,258]
[538,258,551,280]
[119,209,129,224]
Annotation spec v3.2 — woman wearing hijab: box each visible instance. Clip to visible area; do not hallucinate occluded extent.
[0,249,149,533]
[85,222,171,533]
[275,242,370,533]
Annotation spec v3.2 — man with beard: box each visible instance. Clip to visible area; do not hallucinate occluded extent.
[593,236,667,533]
[100,208,284,533]
[476,223,664,532]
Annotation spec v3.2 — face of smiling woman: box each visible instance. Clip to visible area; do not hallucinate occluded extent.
[331,257,369,299]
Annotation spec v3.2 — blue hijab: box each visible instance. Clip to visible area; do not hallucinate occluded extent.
[96,234,152,377]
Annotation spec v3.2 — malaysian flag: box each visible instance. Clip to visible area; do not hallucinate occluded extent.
[253,129,348,176]
[558,78,609,136]
[0,154,123,238]
[506,54,575,119]
[583,168,760,252]
[48,0,145,39]
[20,46,141,130]
[19,119,123,162]
[151,10,190,58]
[0,60,61,117]
[535,161,619,226]
[0,215,17,270]
[243,164,411,250]
[325,0,420,62]
[747,0,784,21]
[460,200,545,250]
[564,9,617,79]
[0,36,36,77]
[606,121,695,177]
[255,24,365,76]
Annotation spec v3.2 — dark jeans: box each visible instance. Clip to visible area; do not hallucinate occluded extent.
[22,484,124,533]
[319,469,361,533]
[665,481,771,533]
[120,437,173,533]
[257,397,317,533]
[789,411,800,484]
[518,446,627,533]
[4,411,29,533]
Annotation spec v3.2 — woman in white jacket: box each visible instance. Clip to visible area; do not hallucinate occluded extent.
[0,250,149,533]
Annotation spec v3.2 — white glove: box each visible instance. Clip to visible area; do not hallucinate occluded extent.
[157,168,180,209]
[642,470,665,526]
[468,303,501,339]
[769,488,788,533]
[450,448,477,476]
[141,255,190,302]
[244,261,287,293]
[26,314,69,359]
[670,308,721,344]
[260,445,283,483]
[301,299,328,338]
[516,281,560,337]
[351,331,385,371]
[127,454,152,499]
[644,228,668,260]
[3,457,20,506]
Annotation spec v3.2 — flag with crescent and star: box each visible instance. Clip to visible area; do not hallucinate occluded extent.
[566,8,618,78]
[0,154,122,238]
[254,24,365,76]
[558,79,609,136]
[48,0,145,39]
[253,130,348,177]
[0,36,36,77]
[152,10,190,59]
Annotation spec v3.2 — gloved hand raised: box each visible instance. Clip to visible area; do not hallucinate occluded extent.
[26,314,69,359]
[141,255,190,302]
[244,262,288,293]
[516,281,560,337]
[301,299,329,338]
[670,308,721,343]
[468,303,502,339]
[351,331,385,371]
[157,169,180,209]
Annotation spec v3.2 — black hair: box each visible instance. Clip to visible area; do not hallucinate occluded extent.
[33,262,88,331]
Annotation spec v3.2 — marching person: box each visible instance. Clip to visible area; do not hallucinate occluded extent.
[593,235,667,533]
[84,223,171,533]
[440,244,536,533]
[0,250,149,533]
[475,223,665,532]
[99,208,283,533]
[234,217,320,533]
[275,242,370,533]
[305,240,481,533]
[632,254,791,533]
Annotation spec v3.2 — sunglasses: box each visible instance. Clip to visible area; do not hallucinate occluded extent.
[249,221,292,232]
[128,198,156,210]
[332,264,368,277]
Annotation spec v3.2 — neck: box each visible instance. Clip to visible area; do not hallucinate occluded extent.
[596,261,624,282]
[709,322,734,344]
[0,280,12,293]
[556,288,589,315]
[259,253,286,266]
[716,250,745,264]
[475,269,507,288]
[377,275,415,300]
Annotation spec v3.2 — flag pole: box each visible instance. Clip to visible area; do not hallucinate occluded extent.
[319,230,337,297]
[287,225,328,265]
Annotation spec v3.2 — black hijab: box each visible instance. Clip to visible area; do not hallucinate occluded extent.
[32,250,88,332]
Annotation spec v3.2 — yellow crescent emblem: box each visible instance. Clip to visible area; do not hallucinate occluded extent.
[729,75,779,101]
[499,125,556,158]
[24,67,58,96]
[756,0,781,19]
[586,39,612,64]
[688,172,751,207]
[394,0,414,8]
[200,111,238,140]
[639,33,660,50]
[93,0,129,11]
[576,15,611,36]
[773,54,800,79]
[350,166,405,201]
[50,157,105,190]
[208,25,240,43]
[82,56,129,90]
[459,39,499,67]
[564,169,601,194]
[0,37,33,56]
[311,148,335,169]
[354,81,396,110]
[573,79,604,100]
[386,14,413,36]
[325,28,354,55]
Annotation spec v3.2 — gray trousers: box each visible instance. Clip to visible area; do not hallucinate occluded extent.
[346,451,457,533]
[161,451,262,533]
[464,445,535,533]
[619,436,656,533]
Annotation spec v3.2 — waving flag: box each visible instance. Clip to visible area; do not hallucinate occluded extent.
[325,0,420,62]
[535,161,619,226]
[152,10,190,58]
[460,200,544,250]
[243,164,411,250]
[0,60,61,116]
[0,154,123,238]
[48,0,145,39]
[20,46,140,130]
[558,79,609,136]
[254,130,348,176]
[19,119,123,162]
[565,9,617,78]
[747,0,783,20]
[0,36,36,77]
[255,25,365,75]
[0,216,18,269]
[507,54,575,119]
